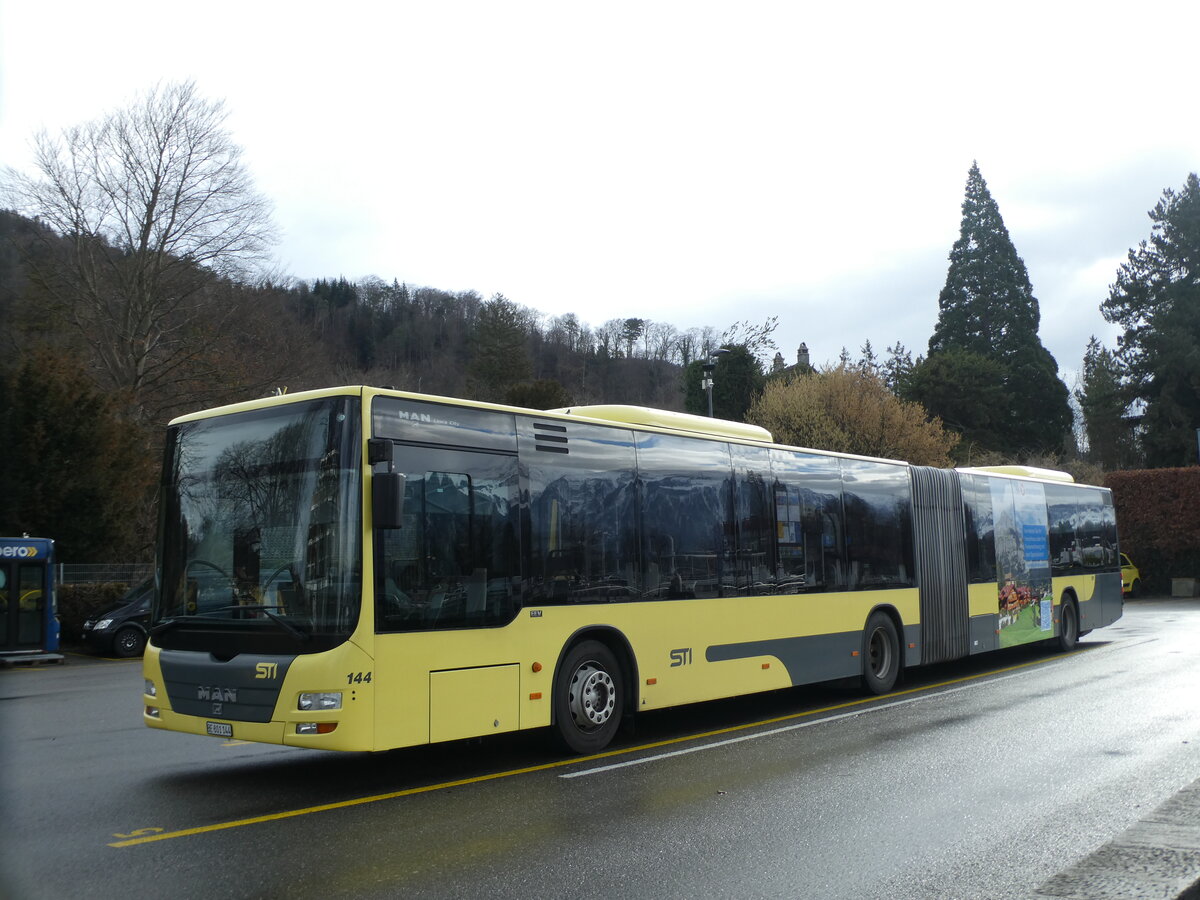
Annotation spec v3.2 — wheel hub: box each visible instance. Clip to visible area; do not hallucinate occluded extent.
[568,662,615,728]
[868,628,892,679]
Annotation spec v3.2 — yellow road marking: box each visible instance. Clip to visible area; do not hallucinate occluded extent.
[62,650,140,663]
[109,647,1084,848]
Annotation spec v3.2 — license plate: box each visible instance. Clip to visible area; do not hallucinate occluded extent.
[206,721,233,738]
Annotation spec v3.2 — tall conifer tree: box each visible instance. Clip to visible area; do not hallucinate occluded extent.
[1076,336,1137,469]
[912,163,1072,456]
[1102,173,1200,467]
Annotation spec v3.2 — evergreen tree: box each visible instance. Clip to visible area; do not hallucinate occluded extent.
[930,163,1042,357]
[915,162,1072,455]
[467,294,532,402]
[1076,337,1138,469]
[882,342,914,395]
[620,318,646,358]
[1102,173,1200,467]
[901,348,1010,460]
[1,350,153,560]
[856,339,878,375]
[683,345,765,420]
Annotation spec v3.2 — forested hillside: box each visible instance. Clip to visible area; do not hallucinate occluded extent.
[0,209,715,420]
[0,204,753,560]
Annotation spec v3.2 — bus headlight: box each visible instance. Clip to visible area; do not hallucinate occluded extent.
[144,679,157,697]
[298,692,342,711]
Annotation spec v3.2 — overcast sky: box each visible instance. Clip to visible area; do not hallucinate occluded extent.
[3,1,1198,386]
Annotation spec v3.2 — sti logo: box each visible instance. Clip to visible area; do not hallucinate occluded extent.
[255,662,279,680]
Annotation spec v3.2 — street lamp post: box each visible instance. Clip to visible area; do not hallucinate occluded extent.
[702,348,731,417]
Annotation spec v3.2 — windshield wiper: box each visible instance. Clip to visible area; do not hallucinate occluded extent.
[155,604,311,643]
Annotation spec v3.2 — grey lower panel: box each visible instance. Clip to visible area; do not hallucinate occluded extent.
[1099,574,1124,626]
[1078,574,1123,631]
[1078,594,1099,631]
[968,615,998,654]
[706,632,860,685]
[904,624,921,668]
[708,621,924,687]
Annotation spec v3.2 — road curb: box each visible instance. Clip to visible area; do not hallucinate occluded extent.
[1035,777,1200,899]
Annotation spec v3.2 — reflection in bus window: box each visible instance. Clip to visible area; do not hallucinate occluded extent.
[1046,484,1118,575]
[523,421,638,604]
[840,459,914,590]
[731,445,776,595]
[637,433,734,600]
[375,448,520,631]
[770,450,845,592]
[962,473,997,583]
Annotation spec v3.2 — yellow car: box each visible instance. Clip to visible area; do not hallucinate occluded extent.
[1121,553,1141,597]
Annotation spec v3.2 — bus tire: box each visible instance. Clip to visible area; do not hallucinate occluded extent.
[553,640,624,754]
[1057,596,1079,652]
[861,612,899,695]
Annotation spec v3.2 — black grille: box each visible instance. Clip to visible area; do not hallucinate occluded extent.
[533,423,569,454]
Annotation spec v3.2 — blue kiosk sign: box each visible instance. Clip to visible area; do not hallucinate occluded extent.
[0,536,62,664]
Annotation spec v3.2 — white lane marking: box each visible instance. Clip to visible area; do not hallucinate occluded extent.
[561,639,1146,779]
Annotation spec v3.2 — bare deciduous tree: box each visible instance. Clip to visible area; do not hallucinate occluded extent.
[3,80,277,418]
[722,315,779,363]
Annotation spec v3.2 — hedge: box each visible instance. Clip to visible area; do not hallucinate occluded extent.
[1106,467,1200,594]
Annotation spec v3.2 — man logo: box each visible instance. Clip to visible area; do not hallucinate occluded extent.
[255,662,278,680]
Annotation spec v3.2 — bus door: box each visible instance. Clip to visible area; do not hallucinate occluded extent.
[0,538,56,655]
[372,444,522,746]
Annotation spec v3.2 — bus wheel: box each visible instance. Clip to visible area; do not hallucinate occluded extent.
[1057,597,1079,652]
[553,640,623,754]
[861,612,899,695]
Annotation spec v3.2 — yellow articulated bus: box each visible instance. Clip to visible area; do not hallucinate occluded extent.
[142,387,1123,753]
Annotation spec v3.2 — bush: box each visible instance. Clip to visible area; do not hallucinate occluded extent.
[57,582,130,642]
[748,367,959,466]
[1105,467,1200,594]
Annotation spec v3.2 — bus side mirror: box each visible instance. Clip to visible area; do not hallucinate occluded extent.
[373,471,406,530]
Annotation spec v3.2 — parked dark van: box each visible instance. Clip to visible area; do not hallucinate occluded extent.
[81,579,153,658]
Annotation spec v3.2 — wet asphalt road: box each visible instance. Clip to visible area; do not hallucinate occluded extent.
[2,598,1198,899]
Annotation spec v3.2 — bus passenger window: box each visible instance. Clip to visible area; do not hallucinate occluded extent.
[375,450,520,632]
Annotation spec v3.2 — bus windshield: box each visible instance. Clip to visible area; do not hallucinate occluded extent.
[154,397,362,653]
